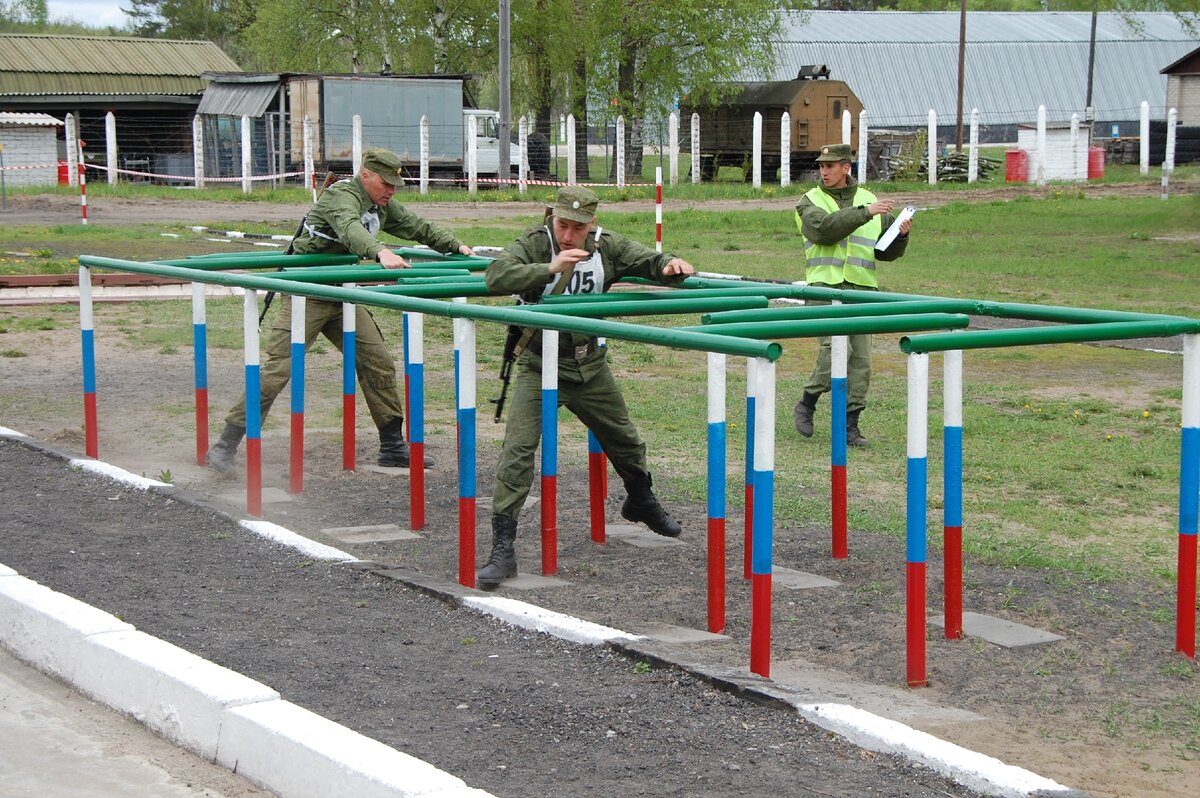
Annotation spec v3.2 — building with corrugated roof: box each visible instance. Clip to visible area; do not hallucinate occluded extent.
[749,10,1197,141]
[0,33,240,176]
[0,112,64,186]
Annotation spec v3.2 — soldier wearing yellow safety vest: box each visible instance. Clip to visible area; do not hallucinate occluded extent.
[792,143,914,447]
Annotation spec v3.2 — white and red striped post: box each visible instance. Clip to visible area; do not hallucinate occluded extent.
[905,352,930,687]
[454,313,477,587]
[707,351,728,633]
[341,287,357,471]
[655,166,663,253]
[588,338,609,543]
[540,329,560,575]
[288,295,307,494]
[191,282,209,465]
[749,357,776,678]
[78,264,98,459]
[1178,334,1199,657]
[943,350,965,639]
[408,311,427,531]
[830,333,849,558]
[78,141,88,225]
[743,357,756,580]
[243,290,263,517]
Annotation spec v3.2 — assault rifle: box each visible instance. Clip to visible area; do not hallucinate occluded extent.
[490,324,523,423]
[259,171,342,325]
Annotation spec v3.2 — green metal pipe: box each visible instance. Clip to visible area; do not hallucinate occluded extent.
[393,273,483,284]
[544,286,807,303]
[395,268,476,278]
[520,296,770,318]
[679,313,971,339]
[153,253,360,269]
[365,283,495,299]
[391,248,494,270]
[901,319,1200,353]
[265,267,402,284]
[703,299,970,325]
[78,255,780,360]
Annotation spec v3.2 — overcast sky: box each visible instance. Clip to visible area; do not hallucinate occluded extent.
[47,0,133,29]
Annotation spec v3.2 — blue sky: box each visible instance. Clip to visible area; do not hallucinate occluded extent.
[47,0,133,28]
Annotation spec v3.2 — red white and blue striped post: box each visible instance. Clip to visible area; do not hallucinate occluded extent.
[403,312,411,440]
[707,351,728,633]
[408,311,427,531]
[540,329,560,575]
[905,352,930,687]
[830,333,849,559]
[588,338,609,543]
[942,349,965,639]
[191,283,209,465]
[288,295,307,495]
[749,357,776,678]
[243,289,263,517]
[454,313,477,587]
[78,264,98,459]
[1178,334,1199,657]
[655,167,663,253]
[743,357,756,580]
[341,287,357,471]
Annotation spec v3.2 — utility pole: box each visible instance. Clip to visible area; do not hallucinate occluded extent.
[1085,0,1099,123]
[499,0,512,187]
[955,0,967,151]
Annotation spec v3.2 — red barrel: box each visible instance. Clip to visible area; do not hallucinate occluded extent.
[1004,149,1027,183]
[1087,147,1105,180]
[57,160,69,185]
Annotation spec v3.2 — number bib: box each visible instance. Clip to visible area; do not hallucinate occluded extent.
[543,227,604,297]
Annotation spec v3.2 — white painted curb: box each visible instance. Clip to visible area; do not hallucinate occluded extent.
[464,594,644,646]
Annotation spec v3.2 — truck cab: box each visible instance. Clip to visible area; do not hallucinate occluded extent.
[464,109,522,178]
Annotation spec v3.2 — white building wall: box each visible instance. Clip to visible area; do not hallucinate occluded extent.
[1167,75,1200,126]
[0,125,59,187]
[1017,126,1091,183]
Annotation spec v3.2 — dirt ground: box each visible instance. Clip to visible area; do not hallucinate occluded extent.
[1,181,1198,797]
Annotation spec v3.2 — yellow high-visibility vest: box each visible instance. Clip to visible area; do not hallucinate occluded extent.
[798,186,882,288]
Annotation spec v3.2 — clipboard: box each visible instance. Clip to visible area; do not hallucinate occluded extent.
[875,205,916,252]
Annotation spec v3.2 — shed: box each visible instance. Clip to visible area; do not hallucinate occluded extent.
[0,112,63,187]
[1162,45,1200,126]
[1016,122,1091,183]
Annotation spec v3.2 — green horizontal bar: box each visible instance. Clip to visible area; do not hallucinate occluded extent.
[266,267,403,284]
[521,296,770,318]
[545,286,806,303]
[393,273,483,284]
[366,283,495,299]
[703,299,969,325]
[153,253,361,270]
[680,313,971,339]
[391,248,494,271]
[901,319,1200,354]
[78,255,780,360]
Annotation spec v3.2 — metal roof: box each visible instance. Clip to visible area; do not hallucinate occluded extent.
[196,77,281,117]
[749,11,1198,127]
[0,111,62,126]
[0,34,241,97]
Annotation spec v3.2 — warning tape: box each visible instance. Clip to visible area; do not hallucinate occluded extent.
[425,175,651,188]
[187,226,294,242]
[84,163,308,183]
[0,162,57,172]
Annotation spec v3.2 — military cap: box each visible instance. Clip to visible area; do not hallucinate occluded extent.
[815,143,853,163]
[361,147,406,186]
[552,186,599,223]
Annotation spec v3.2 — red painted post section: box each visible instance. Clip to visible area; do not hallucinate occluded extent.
[708,516,726,634]
[944,525,964,639]
[459,496,476,588]
[83,393,98,459]
[906,561,928,687]
[589,451,606,543]
[289,413,304,494]
[342,395,355,471]
[1178,534,1197,658]
[541,475,557,575]
[832,465,848,559]
[411,444,426,530]
[750,572,772,677]
[246,437,263,518]
[195,388,208,466]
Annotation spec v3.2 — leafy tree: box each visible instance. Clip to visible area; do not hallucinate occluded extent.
[124,0,238,47]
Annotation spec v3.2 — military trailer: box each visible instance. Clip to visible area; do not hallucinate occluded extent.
[680,66,863,181]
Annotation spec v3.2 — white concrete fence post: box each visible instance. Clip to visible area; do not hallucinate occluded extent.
[518,115,529,194]
[1036,105,1047,187]
[240,114,252,194]
[1140,100,1150,176]
[420,114,430,195]
[65,112,79,187]
[967,108,979,184]
[691,113,700,185]
[566,113,577,186]
[193,115,206,190]
[752,111,762,189]
[927,109,937,186]
[842,108,851,145]
[105,111,118,186]
[616,115,625,189]
[780,112,791,188]
[1071,113,1082,183]
[302,115,314,201]
[352,115,362,175]
[668,111,679,186]
[467,113,478,195]
[857,109,868,183]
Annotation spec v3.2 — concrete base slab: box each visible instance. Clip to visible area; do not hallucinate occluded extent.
[320,524,421,543]
[361,464,410,476]
[494,572,571,591]
[636,623,728,644]
[604,524,685,548]
[930,611,1065,648]
[768,658,985,726]
[771,566,840,590]
[218,487,292,506]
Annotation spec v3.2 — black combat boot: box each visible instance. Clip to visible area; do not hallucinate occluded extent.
[206,423,245,473]
[620,472,682,538]
[477,515,518,589]
[377,417,435,468]
[846,409,869,448]
[793,392,820,438]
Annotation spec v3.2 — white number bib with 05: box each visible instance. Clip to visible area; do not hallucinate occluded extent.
[544,227,604,297]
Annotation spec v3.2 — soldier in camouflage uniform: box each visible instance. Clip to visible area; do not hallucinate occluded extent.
[207,148,473,473]
[478,186,696,589]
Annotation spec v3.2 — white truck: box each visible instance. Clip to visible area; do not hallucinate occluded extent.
[286,74,520,181]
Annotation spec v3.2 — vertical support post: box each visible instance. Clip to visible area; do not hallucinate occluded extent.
[342,286,357,471]
[540,329,560,575]
[1070,113,1082,183]
[691,113,701,185]
[780,112,791,188]
[1177,334,1199,658]
[467,114,478,195]
[193,115,206,190]
[192,282,209,466]
[842,108,851,145]
[744,357,756,581]
[588,428,607,543]
[352,115,363,174]
[857,109,868,183]
[749,357,775,678]
[831,333,848,559]
[1139,100,1150,176]
[927,109,938,186]
[66,113,79,186]
[518,116,529,194]
[654,167,663,253]
[240,114,252,194]
[420,114,430,196]
[289,295,306,495]
[105,111,118,186]
[707,351,727,634]
[906,352,930,687]
[1163,107,1177,201]
[668,111,679,187]
[943,349,964,639]
[78,139,88,225]
[409,312,427,531]
[302,115,314,202]
[243,290,263,518]
[566,114,577,186]
[79,264,98,459]
[456,314,477,587]
[616,116,626,189]
[1036,105,1047,187]
[751,111,762,189]
[968,108,980,183]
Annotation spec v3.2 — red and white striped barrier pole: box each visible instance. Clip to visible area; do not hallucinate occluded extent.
[289,295,307,494]
[342,287,357,471]
[79,264,98,459]
[191,283,209,465]
[707,351,727,633]
[78,144,88,226]
[541,329,560,575]
[655,167,663,253]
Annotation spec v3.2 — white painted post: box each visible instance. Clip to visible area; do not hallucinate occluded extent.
[1139,100,1150,176]
[566,113,577,186]
[1166,107,1178,174]
[691,113,701,185]
[616,115,625,189]
[420,114,430,195]
[467,113,478,195]
[193,115,206,190]
[240,114,252,194]
[65,113,78,187]
[927,109,937,186]
[352,114,363,174]
[842,109,851,145]
[302,115,314,202]
[1070,113,1081,183]
[857,109,868,183]
[780,112,791,188]
[668,111,679,187]
[1036,105,1047,187]
[967,108,979,184]
[105,111,118,186]
[518,115,529,194]
[752,111,762,189]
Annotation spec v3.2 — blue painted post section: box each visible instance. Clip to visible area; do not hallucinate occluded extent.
[743,357,756,581]
[341,286,357,471]
[749,358,775,677]
[1178,334,1199,657]
[905,352,930,687]
[707,351,727,633]
[541,329,560,575]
